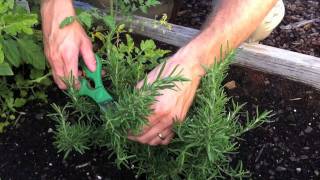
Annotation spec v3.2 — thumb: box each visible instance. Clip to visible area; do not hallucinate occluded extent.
[136,80,144,89]
[80,39,96,72]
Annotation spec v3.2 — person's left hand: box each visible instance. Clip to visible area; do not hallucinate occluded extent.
[128,47,204,146]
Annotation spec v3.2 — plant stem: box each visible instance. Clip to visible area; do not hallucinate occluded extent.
[109,0,114,16]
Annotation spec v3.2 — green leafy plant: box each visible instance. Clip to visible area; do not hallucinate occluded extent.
[110,0,161,14]
[0,0,51,121]
[50,9,270,178]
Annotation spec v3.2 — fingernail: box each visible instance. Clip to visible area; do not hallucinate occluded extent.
[58,84,67,90]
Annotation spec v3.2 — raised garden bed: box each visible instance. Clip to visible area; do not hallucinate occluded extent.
[1,0,320,179]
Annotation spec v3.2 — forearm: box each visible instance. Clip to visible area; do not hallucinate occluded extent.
[41,0,74,13]
[184,0,278,76]
[40,0,75,38]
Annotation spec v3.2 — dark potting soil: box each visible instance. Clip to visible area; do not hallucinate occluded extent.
[226,67,320,180]
[262,0,319,57]
[174,0,319,57]
[0,87,138,180]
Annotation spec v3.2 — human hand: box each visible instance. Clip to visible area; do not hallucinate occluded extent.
[41,0,96,89]
[128,46,205,146]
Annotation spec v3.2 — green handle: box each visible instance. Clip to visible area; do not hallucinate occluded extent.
[79,54,113,104]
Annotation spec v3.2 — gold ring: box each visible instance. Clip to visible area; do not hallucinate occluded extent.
[158,133,165,140]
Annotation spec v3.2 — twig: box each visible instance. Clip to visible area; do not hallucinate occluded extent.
[280,18,320,30]
[255,144,266,162]
[75,162,90,169]
[289,97,302,101]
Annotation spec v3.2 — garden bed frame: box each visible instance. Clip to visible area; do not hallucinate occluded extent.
[118,15,320,90]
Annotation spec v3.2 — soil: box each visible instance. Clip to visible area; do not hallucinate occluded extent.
[174,0,320,57]
[0,87,137,180]
[226,67,320,180]
[174,0,320,179]
[263,0,319,57]
[0,0,320,179]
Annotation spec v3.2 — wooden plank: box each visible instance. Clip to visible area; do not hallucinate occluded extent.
[118,15,199,47]
[119,15,320,89]
[236,44,320,89]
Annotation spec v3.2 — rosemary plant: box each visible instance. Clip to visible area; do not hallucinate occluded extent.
[50,45,269,179]
[49,6,270,179]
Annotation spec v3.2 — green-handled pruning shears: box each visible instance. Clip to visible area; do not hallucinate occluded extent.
[79,54,113,112]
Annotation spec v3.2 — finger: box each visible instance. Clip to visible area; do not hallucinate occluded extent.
[140,113,163,133]
[160,132,175,145]
[61,46,80,88]
[135,68,159,89]
[136,80,143,89]
[128,111,168,140]
[127,122,159,142]
[148,128,173,146]
[128,121,163,143]
[80,39,96,72]
[135,118,173,143]
[53,71,67,90]
[48,53,67,89]
[132,108,164,136]
[127,111,165,138]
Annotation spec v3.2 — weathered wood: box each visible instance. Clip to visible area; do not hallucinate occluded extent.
[236,44,320,89]
[119,15,320,90]
[118,15,199,47]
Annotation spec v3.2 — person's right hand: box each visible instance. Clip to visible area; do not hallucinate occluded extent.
[41,0,96,89]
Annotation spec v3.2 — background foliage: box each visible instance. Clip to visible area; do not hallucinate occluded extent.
[0,0,50,126]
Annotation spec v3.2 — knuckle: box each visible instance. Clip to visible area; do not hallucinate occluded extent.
[59,42,77,54]
[57,47,68,56]
[154,106,170,116]
[62,51,78,63]
[48,51,60,63]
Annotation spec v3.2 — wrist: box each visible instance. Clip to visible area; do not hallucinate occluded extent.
[41,0,75,22]
[41,0,73,6]
[175,36,216,78]
[41,0,76,35]
[172,45,206,80]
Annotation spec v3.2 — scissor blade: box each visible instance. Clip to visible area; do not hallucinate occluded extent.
[98,101,114,113]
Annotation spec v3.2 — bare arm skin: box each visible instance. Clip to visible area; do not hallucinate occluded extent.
[41,0,96,89]
[129,0,278,146]
[186,0,278,70]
